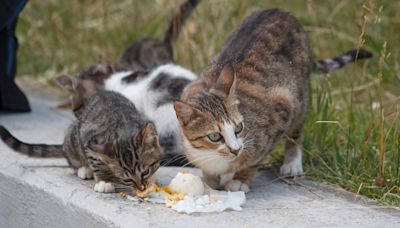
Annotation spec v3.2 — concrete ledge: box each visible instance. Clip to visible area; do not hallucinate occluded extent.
[0,88,399,228]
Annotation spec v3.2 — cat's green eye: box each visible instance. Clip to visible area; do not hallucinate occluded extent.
[235,122,244,134]
[208,132,222,142]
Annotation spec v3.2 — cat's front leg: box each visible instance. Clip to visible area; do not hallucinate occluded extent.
[202,172,221,189]
[93,181,116,193]
[224,167,257,193]
[77,166,93,180]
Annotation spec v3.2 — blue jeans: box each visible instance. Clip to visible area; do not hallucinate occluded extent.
[0,0,30,112]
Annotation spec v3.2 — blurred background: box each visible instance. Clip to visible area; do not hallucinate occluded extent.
[15,0,400,205]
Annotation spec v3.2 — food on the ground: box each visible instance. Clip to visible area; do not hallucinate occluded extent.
[123,171,246,214]
[167,192,185,201]
[119,192,126,199]
[168,172,205,195]
[155,185,172,194]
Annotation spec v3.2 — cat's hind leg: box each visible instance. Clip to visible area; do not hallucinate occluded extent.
[77,166,94,180]
[280,136,303,176]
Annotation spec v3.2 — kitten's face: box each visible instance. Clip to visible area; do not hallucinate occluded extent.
[87,123,161,193]
[56,63,114,117]
[174,66,246,174]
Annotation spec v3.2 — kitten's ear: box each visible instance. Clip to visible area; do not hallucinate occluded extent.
[173,101,204,126]
[211,64,237,98]
[94,59,114,76]
[55,75,76,93]
[139,122,159,148]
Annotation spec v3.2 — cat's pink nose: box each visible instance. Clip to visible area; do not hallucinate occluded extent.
[230,147,241,156]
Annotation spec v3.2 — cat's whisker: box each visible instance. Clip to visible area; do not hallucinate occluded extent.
[182,154,219,167]
[194,156,222,167]
[161,154,188,167]
[181,154,219,168]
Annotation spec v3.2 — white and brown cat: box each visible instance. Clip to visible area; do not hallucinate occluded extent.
[174,9,372,192]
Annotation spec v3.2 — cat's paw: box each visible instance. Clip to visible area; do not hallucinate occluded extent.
[77,166,93,180]
[94,181,115,193]
[280,158,303,177]
[224,179,250,192]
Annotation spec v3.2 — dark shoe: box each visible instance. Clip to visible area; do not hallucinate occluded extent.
[0,78,30,112]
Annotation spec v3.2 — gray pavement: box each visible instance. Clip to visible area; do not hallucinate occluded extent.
[0,86,399,228]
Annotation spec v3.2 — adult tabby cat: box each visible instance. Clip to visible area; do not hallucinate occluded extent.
[0,91,161,195]
[174,9,372,192]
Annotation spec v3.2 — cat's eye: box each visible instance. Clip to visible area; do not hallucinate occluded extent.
[121,179,132,185]
[142,169,150,177]
[208,132,222,142]
[235,122,244,134]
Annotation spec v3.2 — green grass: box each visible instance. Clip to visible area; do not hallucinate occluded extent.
[16,0,400,205]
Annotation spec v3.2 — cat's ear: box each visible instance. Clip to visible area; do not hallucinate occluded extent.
[180,80,206,101]
[174,101,205,126]
[211,64,237,98]
[94,58,114,76]
[55,75,77,93]
[139,122,159,148]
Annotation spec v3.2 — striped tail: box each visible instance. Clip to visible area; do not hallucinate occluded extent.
[163,0,201,52]
[314,48,373,74]
[0,125,64,158]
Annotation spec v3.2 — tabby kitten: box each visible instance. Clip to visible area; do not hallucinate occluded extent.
[174,9,372,192]
[0,91,161,195]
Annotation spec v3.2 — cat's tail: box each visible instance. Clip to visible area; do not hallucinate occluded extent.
[313,48,373,74]
[163,0,201,52]
[0,125,64,158]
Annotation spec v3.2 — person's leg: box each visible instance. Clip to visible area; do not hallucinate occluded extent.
[0,0,30,112]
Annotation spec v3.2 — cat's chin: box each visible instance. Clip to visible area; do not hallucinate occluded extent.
[182,137,238,175]
[187,151,234,175]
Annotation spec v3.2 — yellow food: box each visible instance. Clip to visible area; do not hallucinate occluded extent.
[167,192,185,201]
[166,201,174,208]
[119,192,126,199]
[155,186,172,194]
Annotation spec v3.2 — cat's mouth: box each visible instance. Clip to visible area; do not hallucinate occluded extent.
[135,183,156,198]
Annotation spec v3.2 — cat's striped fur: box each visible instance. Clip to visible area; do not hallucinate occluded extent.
[314,48,372,73]
[0,91,161,195]
[0,127,64,157]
